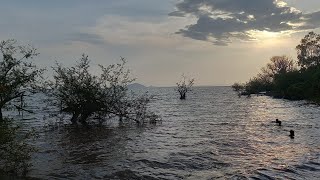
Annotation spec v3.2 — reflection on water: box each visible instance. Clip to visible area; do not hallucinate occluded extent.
[7,87,320,179]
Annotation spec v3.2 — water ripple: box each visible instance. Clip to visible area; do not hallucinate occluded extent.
[6,87,320,179]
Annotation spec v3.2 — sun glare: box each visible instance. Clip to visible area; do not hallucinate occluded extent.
[247,30,292,47]
[250,30,283,39]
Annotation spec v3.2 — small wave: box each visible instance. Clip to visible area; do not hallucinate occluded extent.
[104,169,163,180]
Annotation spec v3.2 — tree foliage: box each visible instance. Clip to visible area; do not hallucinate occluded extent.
[231,82,245,92]
[296,31,320,69]
[0,39,43,121]
[239,56,295,95]
[176,75,194,100]
[47,54,158,124]
[0,119,35,176]
[261,55,296,78]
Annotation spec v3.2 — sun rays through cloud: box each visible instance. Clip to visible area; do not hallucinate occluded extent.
[170,0,320,45]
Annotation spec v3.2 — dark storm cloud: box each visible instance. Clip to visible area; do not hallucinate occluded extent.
[170,0,320,45]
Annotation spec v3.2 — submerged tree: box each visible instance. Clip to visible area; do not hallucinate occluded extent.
[0,118,36,176]
[231,82,245,92]
[231,82,245,96]
[176,75,194,100]
[0,39,43,121]
[47,54,158,124]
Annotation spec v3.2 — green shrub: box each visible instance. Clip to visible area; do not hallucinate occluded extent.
[0,119,36,176]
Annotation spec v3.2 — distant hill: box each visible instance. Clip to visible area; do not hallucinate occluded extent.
[127,83,147,89]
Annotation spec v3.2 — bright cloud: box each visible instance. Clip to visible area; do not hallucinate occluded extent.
[170,0,320,45]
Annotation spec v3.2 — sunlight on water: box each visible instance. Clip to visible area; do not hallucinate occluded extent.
[6,87,320,179]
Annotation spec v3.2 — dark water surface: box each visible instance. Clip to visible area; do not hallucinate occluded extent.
[6,87,320,179]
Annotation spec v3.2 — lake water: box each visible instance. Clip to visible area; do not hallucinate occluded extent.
[6,86,320,179]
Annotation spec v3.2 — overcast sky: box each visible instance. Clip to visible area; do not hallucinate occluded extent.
[1,0,320,86]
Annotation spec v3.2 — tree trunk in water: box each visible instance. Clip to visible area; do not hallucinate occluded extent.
[71,112,79,124]
[0,108,3,122]
[180,93,186,100]
[79,113,90,125]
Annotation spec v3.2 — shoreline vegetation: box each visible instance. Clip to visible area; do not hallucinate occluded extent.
[232,31,320,103]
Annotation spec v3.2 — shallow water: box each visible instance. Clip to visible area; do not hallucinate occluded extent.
[6,87,320,179]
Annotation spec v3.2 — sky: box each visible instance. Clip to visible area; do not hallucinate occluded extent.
[1,0,320,86]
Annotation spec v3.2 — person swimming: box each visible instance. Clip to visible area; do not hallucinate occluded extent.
[275,119,282,126]
[289,130,295,139]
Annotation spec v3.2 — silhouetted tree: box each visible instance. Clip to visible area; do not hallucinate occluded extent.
[236,55,296,96]
[47,54,158,124]
[176,75,194,100]
[231,83,244,92]
[231,82,245,96]
[0,40,43,121]
[261,55,296,78]
[296,31,320,69]
[245,76,272,94]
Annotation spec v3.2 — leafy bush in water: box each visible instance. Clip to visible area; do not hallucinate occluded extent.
[0,39,44,121]
[0,119,35,176]
[46,54,159,124]
[231,83,245,92]
[176,74,194,100]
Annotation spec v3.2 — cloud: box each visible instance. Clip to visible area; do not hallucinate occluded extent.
[170,0,320,45]
[302,11,320,29]
[70,15,197,49]
[67,32,106,45]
